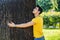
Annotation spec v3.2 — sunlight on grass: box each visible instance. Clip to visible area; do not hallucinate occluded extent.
[43,29,60,40]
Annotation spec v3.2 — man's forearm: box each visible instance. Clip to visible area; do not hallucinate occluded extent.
[15,23,30,28]
[15,21,34,28]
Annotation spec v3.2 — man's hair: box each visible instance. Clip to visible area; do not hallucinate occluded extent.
[37,5,43,14]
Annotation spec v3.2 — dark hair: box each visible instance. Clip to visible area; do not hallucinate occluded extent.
[36,5,43,14]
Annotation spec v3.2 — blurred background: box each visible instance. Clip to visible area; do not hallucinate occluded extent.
[36,0,60,40]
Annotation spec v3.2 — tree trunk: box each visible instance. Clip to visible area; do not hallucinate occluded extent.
[0,0,35,40]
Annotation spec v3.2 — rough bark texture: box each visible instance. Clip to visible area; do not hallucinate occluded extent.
[0,0,35,40]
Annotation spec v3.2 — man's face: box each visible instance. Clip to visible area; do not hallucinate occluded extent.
[32,7,39,14]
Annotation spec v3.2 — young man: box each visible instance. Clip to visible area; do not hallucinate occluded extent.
[7,5,45,40]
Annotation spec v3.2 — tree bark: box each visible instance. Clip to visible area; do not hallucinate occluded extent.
[0,0,35,40]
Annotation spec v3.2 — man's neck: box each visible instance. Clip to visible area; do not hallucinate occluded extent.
[34,13,39,17]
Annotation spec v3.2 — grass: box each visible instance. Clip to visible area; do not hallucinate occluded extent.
[43,29,60,40]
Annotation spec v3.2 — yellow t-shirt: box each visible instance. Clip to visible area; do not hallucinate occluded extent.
[32,16,43,38]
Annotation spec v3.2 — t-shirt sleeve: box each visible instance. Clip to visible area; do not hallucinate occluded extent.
[32,18,37,23]
[32,17,43,24]
[32,17,39,24]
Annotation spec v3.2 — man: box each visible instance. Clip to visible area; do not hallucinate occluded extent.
[7,5,45,40]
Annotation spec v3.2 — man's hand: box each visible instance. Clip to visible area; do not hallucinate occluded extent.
[7,21,35,28]
[7,22,15,27]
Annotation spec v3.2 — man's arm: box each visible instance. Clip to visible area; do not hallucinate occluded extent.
[15,21,35,28]
[8,21,35,28]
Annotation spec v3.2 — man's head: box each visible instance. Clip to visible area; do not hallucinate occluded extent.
[33,5,43,15]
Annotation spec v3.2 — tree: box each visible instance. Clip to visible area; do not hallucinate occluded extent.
[0,0,35,40]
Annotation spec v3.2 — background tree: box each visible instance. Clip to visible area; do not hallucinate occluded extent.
[36,0,60,12]
[36,0,52,12]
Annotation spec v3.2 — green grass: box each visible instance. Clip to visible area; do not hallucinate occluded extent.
[43,29,60,40]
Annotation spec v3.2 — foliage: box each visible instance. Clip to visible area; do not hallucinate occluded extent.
[36,0,52,12]
[36,0,60,12]
[42,12,60,28]
[57,0,60,11]
[51,0,58,10]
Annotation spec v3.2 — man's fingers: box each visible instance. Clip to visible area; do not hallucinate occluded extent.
[10,22,15,25]
[10,21,13,23]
